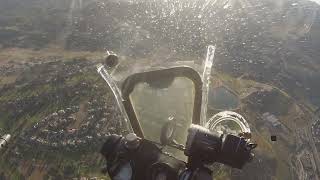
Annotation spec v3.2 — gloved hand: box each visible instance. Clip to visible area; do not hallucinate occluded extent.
[100,134,132,180]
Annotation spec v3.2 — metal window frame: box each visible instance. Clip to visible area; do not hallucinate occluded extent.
[121,66,203,138]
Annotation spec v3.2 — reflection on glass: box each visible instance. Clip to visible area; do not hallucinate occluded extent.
[129,77,195,158]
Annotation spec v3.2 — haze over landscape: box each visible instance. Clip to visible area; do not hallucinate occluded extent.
[0,0,320,179]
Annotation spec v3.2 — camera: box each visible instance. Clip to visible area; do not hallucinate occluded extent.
[185,124,255,169]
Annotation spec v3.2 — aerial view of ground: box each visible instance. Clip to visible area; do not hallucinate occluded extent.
[0,0,320,179]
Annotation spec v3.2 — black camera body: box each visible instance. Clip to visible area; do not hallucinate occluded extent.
[185,124,254,169]
[100,124,256,180]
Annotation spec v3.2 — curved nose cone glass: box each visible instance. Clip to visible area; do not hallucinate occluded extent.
[206,111,251,137]
[129,77,195,145]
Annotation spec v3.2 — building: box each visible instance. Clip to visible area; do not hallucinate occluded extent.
[262,112,281,127]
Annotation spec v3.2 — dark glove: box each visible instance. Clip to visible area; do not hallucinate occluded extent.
[100,134,122,161]
[100,134,133,179]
